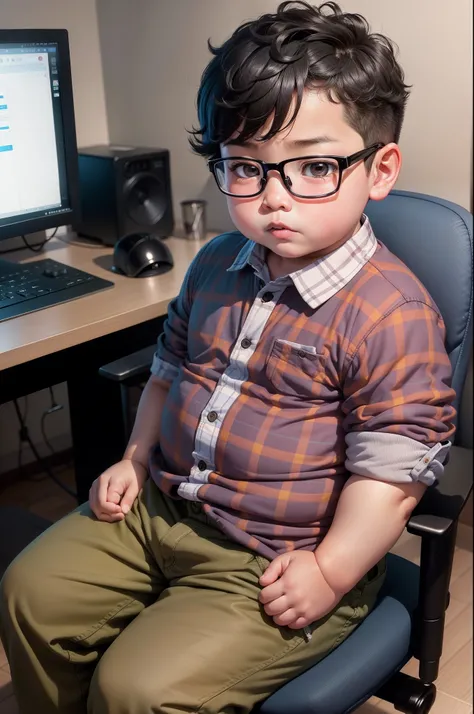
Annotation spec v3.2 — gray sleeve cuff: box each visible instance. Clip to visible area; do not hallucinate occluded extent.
[150,354,181,384]
[345,432,452,486]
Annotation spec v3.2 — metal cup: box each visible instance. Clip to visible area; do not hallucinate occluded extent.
[181,199,207,240]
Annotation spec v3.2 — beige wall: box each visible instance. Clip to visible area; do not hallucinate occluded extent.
[1,0,109,147]
[0,0,108,474]
[97,0,473,230]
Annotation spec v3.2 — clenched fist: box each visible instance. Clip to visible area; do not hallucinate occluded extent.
[89,459,148,522]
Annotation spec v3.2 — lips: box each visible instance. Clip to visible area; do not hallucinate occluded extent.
[266,222,297,240]
[267,222,293,231]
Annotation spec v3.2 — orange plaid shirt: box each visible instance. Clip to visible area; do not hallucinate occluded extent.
[150,217,455,559]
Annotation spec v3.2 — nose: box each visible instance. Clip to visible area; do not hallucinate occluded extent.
[260,171,292,212]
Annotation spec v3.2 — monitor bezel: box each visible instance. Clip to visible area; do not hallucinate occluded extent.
[0,28,80,241]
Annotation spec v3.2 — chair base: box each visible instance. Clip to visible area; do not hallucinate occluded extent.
[377,672,436,714]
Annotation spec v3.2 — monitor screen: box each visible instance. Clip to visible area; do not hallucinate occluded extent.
[0,31,79,241]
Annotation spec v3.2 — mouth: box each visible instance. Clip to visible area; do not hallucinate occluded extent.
[266,222,297,240]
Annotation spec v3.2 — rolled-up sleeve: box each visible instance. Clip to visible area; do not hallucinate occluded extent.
[342,300,456,486]
[150,256,198,385]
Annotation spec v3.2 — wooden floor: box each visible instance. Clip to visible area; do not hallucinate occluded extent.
[0,466,472,714]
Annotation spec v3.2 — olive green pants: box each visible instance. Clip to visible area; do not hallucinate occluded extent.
[0,479,385,714]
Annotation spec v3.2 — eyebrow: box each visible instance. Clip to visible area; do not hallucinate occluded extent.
[226,135,340,149]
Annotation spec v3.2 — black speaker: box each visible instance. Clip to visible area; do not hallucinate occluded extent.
[74,145,174,246]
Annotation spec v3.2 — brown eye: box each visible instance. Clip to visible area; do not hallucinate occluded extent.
[229,162,261,179]
[302,161,335,178]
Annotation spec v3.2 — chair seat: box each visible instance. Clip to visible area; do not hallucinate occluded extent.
[258,554,420,714]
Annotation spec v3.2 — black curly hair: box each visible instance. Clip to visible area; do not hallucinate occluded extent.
[189,1,410,160]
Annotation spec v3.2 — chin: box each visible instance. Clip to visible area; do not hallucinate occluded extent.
[269,240,312,257]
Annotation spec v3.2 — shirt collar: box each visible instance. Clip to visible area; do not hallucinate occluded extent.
[227,215,377,309]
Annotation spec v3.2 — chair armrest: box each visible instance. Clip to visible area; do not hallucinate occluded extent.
[98,345,156,383]
[407,514,453,538]
[403,447,472,681]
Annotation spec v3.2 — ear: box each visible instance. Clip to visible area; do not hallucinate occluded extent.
[368,143,401,201]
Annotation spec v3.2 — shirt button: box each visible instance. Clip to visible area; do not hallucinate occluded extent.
[241,338,252,349]
[198,460,207,471]
[207,411,218,423]
[262,292,274,303]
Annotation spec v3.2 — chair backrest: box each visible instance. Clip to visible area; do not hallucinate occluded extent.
[365,189,473,437]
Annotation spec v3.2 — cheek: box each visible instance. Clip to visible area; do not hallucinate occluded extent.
[313,169,370,234]
[226,198,258,232]
[339,165,371,210]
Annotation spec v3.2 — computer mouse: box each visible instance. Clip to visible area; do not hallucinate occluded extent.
[112,233,174,278]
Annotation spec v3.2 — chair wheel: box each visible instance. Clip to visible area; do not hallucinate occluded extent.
[401,682,436,714]
[378,674,436,714]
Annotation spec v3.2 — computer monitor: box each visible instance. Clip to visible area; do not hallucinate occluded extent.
[0,29,79,243]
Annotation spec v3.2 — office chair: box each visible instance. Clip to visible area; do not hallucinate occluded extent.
[98,190,473,714]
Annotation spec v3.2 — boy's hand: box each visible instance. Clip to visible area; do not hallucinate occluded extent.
[89,459,148,523]
[258,551,344,630]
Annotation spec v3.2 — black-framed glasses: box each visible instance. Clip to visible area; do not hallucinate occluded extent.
[208,143,384,199]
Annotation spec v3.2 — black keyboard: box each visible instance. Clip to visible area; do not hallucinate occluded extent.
[0,257,114,323]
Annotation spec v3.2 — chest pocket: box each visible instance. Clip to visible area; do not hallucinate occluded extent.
[265,339,327,399]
